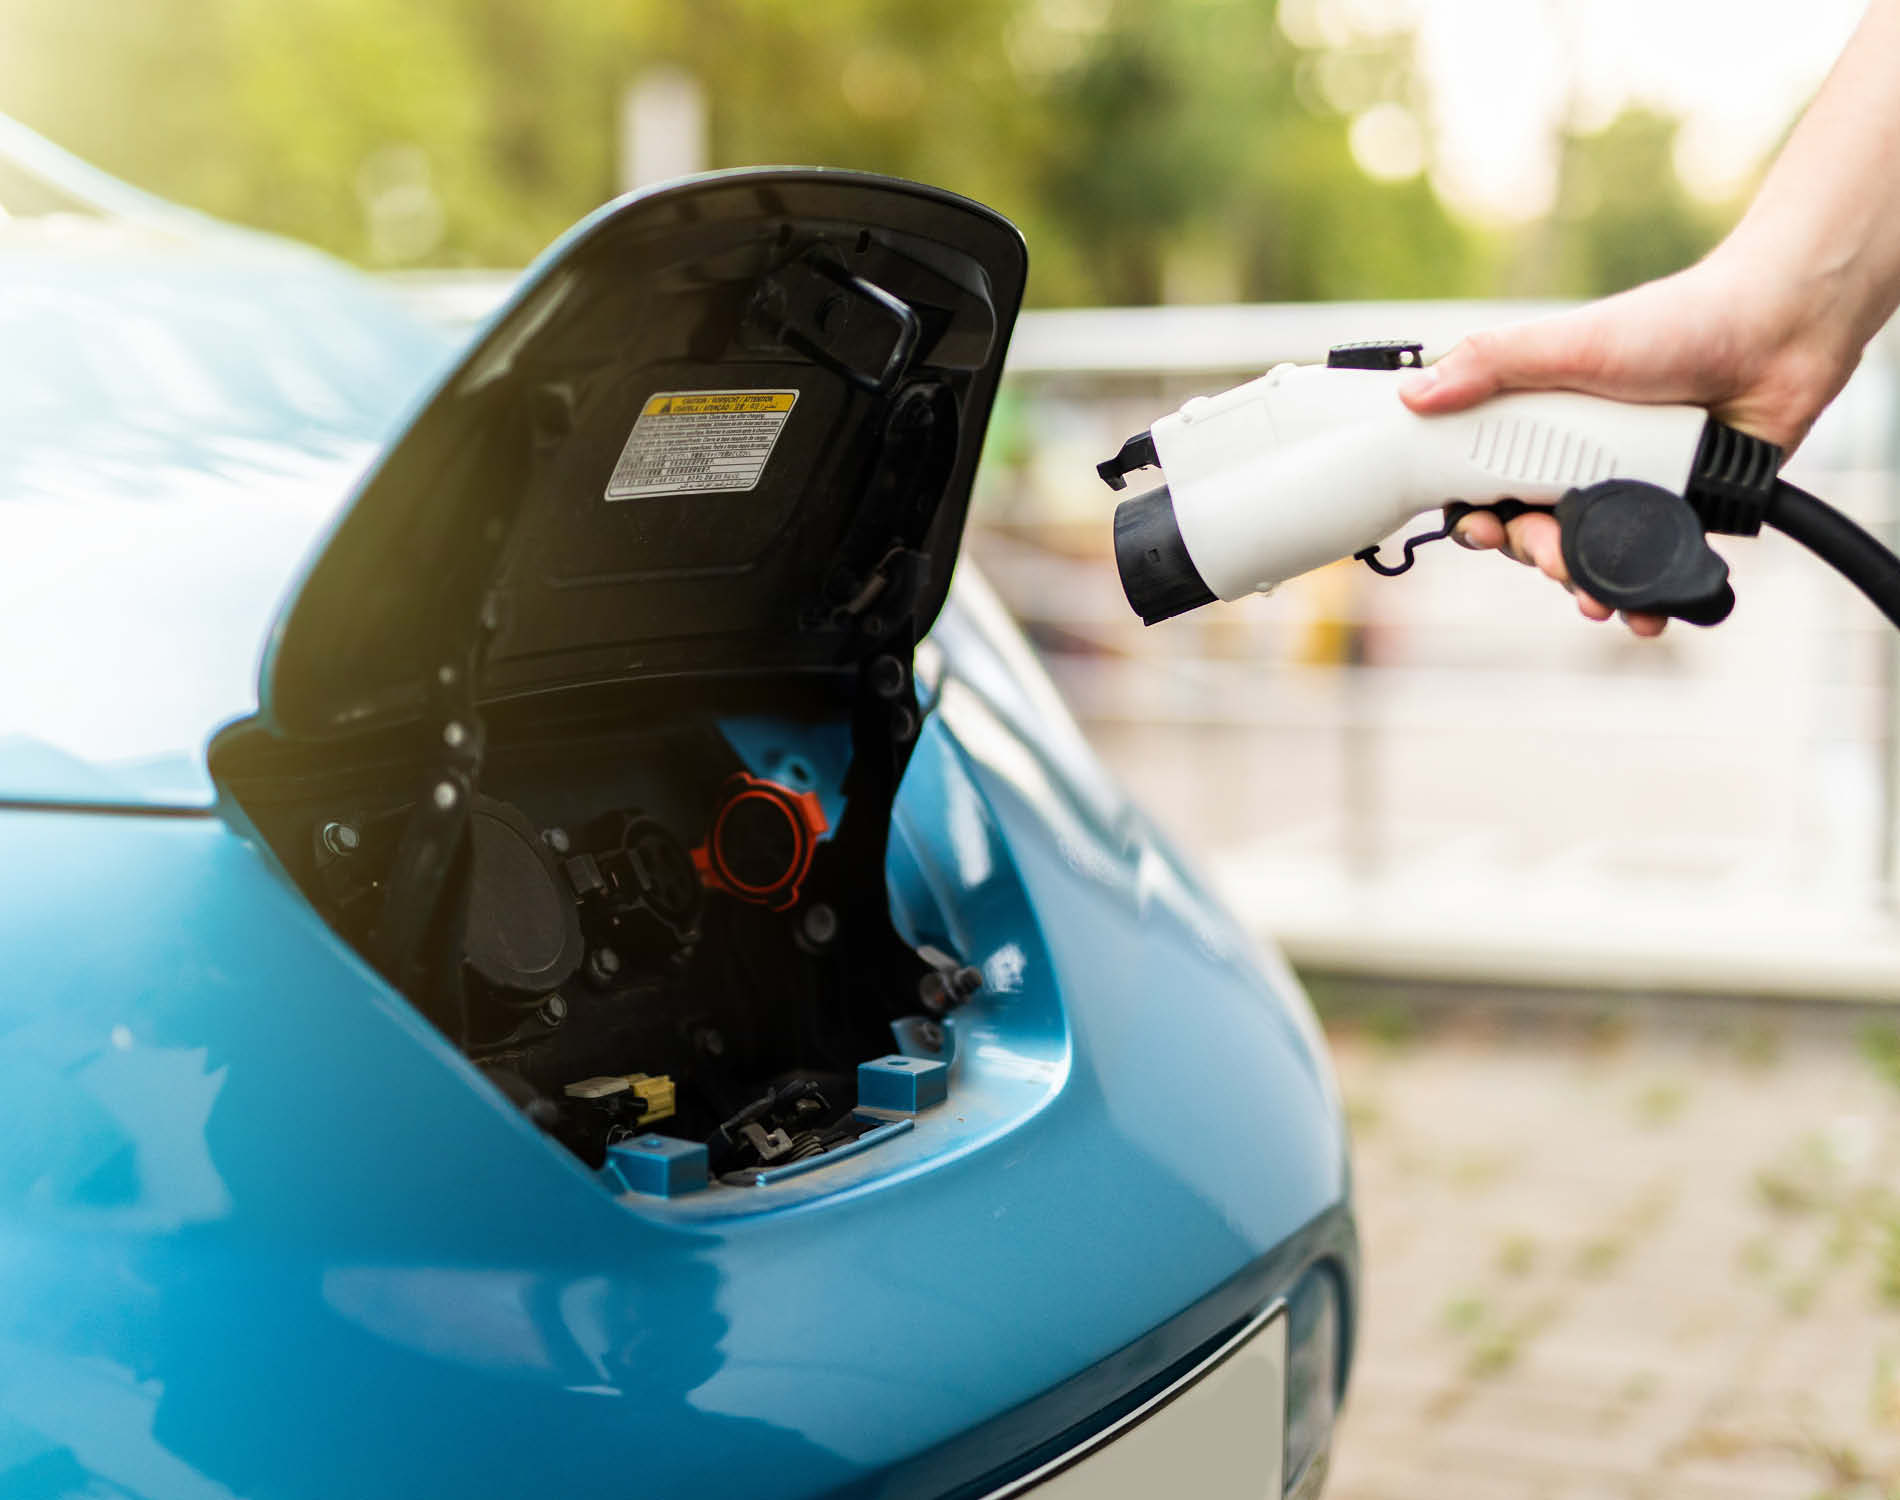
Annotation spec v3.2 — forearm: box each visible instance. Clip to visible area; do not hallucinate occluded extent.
[1398,1,1900,631]
[1718,0,1900,364]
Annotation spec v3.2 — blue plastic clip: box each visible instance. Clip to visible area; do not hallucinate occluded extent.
[857,1054,949,1114]
[601,1134,710,1197]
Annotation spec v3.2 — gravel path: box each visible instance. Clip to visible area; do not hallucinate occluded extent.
[1320,983,1900,1499]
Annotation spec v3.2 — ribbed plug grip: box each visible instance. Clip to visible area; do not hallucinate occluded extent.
[1687,419,1782,536]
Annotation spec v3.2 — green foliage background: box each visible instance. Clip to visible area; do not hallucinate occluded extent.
[0,0,1736,305]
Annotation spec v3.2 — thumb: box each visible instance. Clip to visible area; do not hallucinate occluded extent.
[1399,318,1597,414]
[1397,339,1501,413]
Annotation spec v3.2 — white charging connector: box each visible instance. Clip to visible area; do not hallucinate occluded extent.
[1104,342,1712,623]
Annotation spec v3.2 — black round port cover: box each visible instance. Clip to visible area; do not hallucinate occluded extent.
[463,796,584,994]
[625,818,702,929]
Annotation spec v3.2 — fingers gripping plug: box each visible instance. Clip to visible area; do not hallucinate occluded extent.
[1362,486,1733,626]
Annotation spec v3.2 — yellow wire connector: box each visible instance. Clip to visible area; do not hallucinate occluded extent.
[563,1072,677,1122]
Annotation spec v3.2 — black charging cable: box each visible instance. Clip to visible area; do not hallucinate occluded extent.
[1764,480,1900,630]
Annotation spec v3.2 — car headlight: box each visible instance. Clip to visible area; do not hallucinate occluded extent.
[1285,1267,1341,1498]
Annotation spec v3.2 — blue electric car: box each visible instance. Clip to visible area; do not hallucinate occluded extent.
[0,118,1354,1500]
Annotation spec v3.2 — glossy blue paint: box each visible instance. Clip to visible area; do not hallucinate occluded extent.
[0,132,1354,1499]
[0,122,454,809]
[0,655,1350,1498]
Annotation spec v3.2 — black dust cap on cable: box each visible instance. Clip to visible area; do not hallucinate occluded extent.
[1557,479,1735,626]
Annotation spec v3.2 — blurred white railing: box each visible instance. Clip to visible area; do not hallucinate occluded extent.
[390,273,1900,998]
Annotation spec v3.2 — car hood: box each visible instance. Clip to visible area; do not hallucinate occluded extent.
[259,169,1026,743]
[0,229,450,809]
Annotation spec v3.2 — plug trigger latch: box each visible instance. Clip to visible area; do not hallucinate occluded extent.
[1356,500,1535,576]
[1354,521,1457,576]
[1097,430,1158,491]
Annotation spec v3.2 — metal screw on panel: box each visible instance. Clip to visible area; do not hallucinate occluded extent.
[442,721,469,749]
[693,1025,727,1059]
[436,664,458,686]
[801,902,839,948]
[920,965,981,1014]
[895,392,934,432]
[890,703,919,744]
[585,947,623,989]
[320,821,360,857]
[537,993,568,1028]
[432,781,458,811]
[869,655,908,699]
[542,826,572,855]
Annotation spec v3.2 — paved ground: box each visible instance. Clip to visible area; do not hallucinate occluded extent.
[1315,981,1900,1500]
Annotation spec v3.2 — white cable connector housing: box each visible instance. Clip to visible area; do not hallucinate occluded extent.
[1149,363,1708,600]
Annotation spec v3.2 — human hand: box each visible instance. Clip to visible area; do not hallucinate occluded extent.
[1399,251,1859,636]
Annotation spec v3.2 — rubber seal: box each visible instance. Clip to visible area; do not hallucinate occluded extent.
[692,774,829,910]
[1113,485,1216,625]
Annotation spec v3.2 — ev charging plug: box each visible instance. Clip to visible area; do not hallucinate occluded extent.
[1100,340,1782,627]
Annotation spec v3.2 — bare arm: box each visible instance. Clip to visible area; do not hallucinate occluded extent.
[1402,0,1900,635]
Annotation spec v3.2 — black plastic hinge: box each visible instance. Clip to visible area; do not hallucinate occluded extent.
[746,252,921,395]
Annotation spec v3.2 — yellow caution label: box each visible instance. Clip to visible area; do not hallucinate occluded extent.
[608,388,801,499]
[640,390,797,417]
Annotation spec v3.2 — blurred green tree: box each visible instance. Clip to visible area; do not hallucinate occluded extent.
[0,0,1716,305]
[1489,104,1740,298]
[1543,107,1730,296]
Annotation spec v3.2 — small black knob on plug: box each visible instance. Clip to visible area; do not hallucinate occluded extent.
[1326,340,1424,371]
[1556,481,1734,626]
